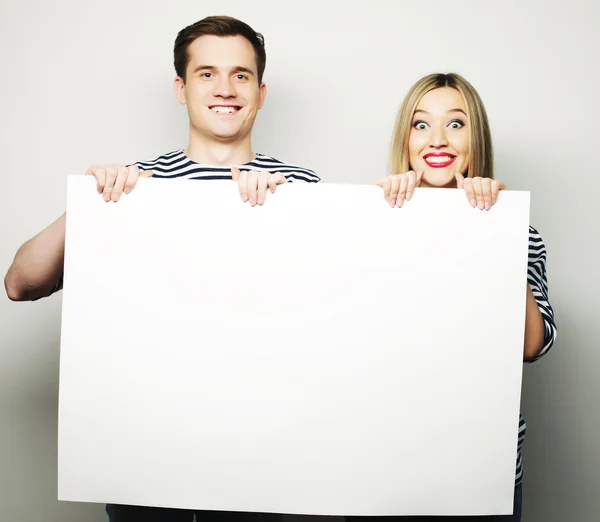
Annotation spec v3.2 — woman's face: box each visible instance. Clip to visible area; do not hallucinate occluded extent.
[408,87,470,187]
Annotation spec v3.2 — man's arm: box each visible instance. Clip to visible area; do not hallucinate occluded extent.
[4,164,153,302]
[4,212,66,301]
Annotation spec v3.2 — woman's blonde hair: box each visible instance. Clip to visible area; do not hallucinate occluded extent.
[390,73,494,179]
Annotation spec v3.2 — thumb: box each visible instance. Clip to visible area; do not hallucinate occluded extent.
[455,172,465,189]
[140,169,154,178]
[231,166,241,181]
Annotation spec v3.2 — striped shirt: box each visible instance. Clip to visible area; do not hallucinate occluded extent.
[516,225,557,484]
[54,153,556,485]
[129,149,321,183]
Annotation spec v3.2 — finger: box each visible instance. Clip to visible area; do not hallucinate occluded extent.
[463,177,476,207]
[246,170,259,206]
[237,170,248,202]
[123,166,140,195]
[416,171,424,186]
[396,174,409,207]
[382,178,392,202]
[268,172,285,193]
[491,180,500,206]
[89,166,106,194]
[406,171,417,201]
[111,165,129,202]
[103,166,118,202]
[472,177,484,210]
[389,176,401,207]
[481,178,492,210]
[140,169,153,178]
[231,166,241,182]
[455,172,465,189]
[492,180,506,206]
[256,172,269,205]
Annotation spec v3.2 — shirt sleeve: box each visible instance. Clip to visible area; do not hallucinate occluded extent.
[525,225,557,362]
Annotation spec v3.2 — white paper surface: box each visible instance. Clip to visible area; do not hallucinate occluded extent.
[58,177,530,516]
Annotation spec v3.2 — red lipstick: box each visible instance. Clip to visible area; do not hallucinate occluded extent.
[423,152,457,169]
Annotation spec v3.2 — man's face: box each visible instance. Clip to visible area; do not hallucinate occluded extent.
[175,35,266,143]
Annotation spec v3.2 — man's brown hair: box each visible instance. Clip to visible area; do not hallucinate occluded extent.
[174,16,266,83]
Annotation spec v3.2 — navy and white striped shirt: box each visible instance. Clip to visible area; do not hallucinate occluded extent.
[516,225,557,484]
[129,149,320,183]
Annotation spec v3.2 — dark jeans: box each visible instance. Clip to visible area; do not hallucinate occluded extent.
[106,505,284,522]
[345,484,522,522]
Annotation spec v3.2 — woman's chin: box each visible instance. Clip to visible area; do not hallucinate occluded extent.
[422,170,456,188]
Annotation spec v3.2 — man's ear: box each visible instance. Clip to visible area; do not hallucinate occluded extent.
[174,76,187,105]
[257,82,267,110]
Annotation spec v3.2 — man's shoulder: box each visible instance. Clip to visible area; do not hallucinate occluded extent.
[251,154,320,183]
[128,149,187,172]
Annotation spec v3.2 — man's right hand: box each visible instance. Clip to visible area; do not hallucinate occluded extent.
[85,164,153,202]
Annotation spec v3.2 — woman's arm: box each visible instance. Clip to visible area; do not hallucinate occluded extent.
[523,226,557,361]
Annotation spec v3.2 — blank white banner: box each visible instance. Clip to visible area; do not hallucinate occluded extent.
[57,177,530,516]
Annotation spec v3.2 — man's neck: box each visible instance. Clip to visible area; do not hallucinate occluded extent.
[185,131,255,166]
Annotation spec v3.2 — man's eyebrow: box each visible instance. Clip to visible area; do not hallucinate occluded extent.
[232,66,255,76]
[193,65,216,73]
[192,65,255,76]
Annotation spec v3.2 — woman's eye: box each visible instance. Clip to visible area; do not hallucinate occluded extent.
[413,121,428,130]
[448,120,465,129]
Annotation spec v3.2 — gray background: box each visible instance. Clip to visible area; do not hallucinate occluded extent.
[1,0,598,520]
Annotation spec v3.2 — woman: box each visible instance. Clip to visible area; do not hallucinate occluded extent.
[360,73,558,521]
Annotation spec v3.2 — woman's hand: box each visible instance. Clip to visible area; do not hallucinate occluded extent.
[374,171,424,208]
[455,173,506,210]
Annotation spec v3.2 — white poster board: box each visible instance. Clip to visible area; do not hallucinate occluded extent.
[58,177,530,516]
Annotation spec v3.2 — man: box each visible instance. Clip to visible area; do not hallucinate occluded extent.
[4,15,319,522]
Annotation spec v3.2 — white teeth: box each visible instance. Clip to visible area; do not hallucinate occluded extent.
[211,106,237,114]
[426,156,454,163]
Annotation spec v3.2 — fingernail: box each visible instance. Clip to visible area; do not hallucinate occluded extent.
[406,192,413,201]
[390,198,396,207]
[397,197,404,207]
[470,199,476,207]
[478,201,484,210]
[485,202,491,210]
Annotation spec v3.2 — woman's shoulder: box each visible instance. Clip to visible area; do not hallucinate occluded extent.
[527,225,548,266]
[528,225,546,245]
